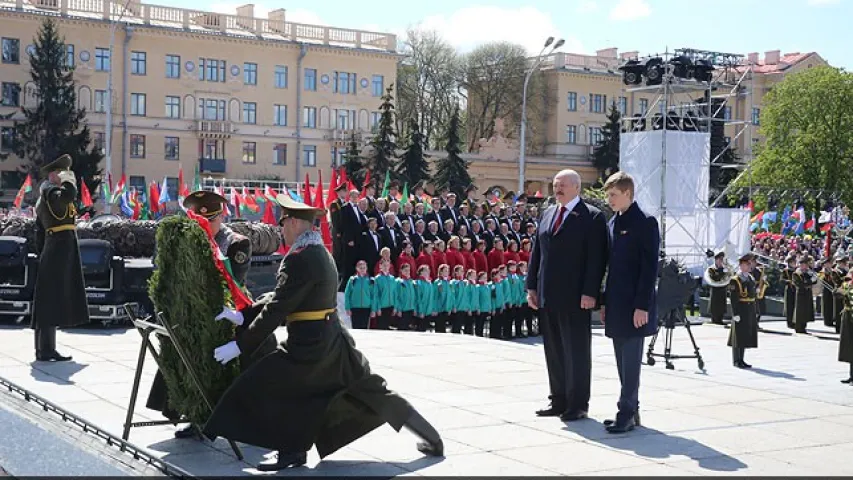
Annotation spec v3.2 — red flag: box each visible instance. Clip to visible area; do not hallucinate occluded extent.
[261,198,276,225]
[359,171,370,199]
[303,173,313,206]
[178,166,189,198]
[13,174,32,209]
[315,170,325,209]
[81,179,93,207]
[338,166,348,188]
[148,181,160,214]
[746,199,754,212]
[131,190,141,220]
[325,168,338,208]
[347,180,356,193]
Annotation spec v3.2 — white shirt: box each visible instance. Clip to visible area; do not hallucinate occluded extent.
[552,196,581,230]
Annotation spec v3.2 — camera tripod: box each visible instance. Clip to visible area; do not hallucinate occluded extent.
[646,309,705,370]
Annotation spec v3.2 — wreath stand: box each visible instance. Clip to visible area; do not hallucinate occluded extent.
[120,304,244,460]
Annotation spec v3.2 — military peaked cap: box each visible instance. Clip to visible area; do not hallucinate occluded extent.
[275,194,326,222]
[41,154,72,175]
[183,190,227,218]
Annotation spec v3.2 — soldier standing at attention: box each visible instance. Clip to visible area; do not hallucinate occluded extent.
[729,254,759,369]
[781,254,798,330]
[750,256,767,322]
[793,257,818,334]
[32,154,89,362]
[705,251,730,325]
[146,190,276,438]
[832,256,849,334]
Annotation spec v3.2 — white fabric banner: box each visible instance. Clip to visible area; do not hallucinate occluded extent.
[620,130,711,217]
[656,209,752,273]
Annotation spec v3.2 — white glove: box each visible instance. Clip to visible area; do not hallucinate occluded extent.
[57,170,76,186]
[213,341,241,365]
[215,306,244,326]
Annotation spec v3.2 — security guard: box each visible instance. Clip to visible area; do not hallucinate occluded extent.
[729,253,759,368]
[146,190,276,438]
[31,154,89,362]
[204,194,444,471]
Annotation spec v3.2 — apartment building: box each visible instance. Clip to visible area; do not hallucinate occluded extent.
[464,48,828,197]
[0,0,398,198]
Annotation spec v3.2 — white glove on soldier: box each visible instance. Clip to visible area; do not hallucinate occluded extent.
[213,341,241,365]
[57,170,77,186]
[215,306,244,326]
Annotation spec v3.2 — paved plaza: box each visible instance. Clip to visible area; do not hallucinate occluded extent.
[1,318,852,476]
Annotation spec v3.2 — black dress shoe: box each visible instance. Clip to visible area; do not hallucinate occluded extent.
[417,438,444,457]
[174,424,198,439]
[560,410,588,422]
[606,416,636,434]
[842,378,853,384]
[257,451,307,472]
[535,405,565,417]
[37,352,72,362]
[741,361,752,369]
[604,411,640,427]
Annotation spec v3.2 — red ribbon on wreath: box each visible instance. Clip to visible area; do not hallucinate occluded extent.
[186,210,252,310]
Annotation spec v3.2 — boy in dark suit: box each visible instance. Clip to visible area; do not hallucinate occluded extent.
[600,172,660,434]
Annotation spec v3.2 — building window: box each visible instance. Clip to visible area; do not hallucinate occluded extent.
[243,102,256,124]
[590,127,603,145]
[0,127,15,151]
[302,145,316,167]
[242,141,256,164]
[567,92,577,111]
[164,137,179,160]
[274,65,288,88]
[200,58,226,82]
[334,72,356,94]
[165,96,181,118]
[273,143,287,165]
[163,177,178,200]
[590,94,606,114]
[201,139,225,159]
[95,47,110,71]
[303,106,316,128]
[93,132,105,153]
[618,96,627,115]
[273,104,287,126]
[723,106,732,121]
[335,109,355,130]
[130,134,146,158]
[372,75,384,97]
[130,93,146,116]
[94,90,107,113]
[304,68,317,91]
[200,98,226,121]
[131,51,146,75]
[65,44,75,68]
[244,62,257,85]
[128,175,146,194]
[2,38,20,64]
[331,147,345,167]
[639,98,649,114]
[752,108,760,125]
[1,83,21,107]
[165,54,180,79]
[566,125,577,144]
[370,112,381,132]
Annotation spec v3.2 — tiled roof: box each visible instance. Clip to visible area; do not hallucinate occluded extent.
[744,52,816,74]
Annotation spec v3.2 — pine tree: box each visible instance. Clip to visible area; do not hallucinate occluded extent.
[343,132,366,189]
[368,84,398,188]
[591,104,621,181]
[432,105,472,198]
[11,18,102,198]
[396,118,430,187]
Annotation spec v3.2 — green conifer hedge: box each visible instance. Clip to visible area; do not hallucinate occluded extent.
[148,216,240,425]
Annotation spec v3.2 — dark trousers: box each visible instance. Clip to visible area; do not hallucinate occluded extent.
[34,326,58,358]
[612,336,644,421]
[521,305,535,335]
[377,307,394,330]
[502,307,516,339]
[397,311,413,330]
[514,306,526,336]
[450,311,464,333]
[475,313,487,337]
[489,310,503,339]
[540,307,592,413]
[463,313,475,335]
[350,308,371,329]
[434,313,448,333]
[417,315,432,332]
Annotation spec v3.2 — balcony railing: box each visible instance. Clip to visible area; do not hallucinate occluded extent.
[199,158,226,174]
[4,0,397,52]
[195,120,233,138]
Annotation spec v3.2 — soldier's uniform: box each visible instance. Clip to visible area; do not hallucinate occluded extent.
[146,190,275,437]
[31,154,89,362]
[832,258,849,334]
[203,194,444,472]
[706,251,730,325]
[781,255,798,329]
[328,182,348,290]
[728,254,759,368]
[836,271,853,384]
[751,263,767,321]
[819,260,837,328]
[792,258,818,333]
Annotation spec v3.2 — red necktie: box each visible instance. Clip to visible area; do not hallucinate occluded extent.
[552,206,567,234]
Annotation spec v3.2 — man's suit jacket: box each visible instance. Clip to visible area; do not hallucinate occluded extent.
[358,230,383,273]
[527,199,609,313]
[341,203,366,246]
[379,226,405,262]
[439,205,460,231]
[603,202,660,338]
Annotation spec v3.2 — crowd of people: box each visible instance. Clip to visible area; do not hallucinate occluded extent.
[328,181,544,339]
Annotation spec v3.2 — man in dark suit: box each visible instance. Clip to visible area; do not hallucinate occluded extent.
[379,212,405,264]
[329,183,350,290]
[341,193,368,279]
[358,217,382,274]
[527,169,609,422]
[440,193,461,233]
[600,172,659,433]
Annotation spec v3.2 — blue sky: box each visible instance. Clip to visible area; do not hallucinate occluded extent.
[194,0,850,68]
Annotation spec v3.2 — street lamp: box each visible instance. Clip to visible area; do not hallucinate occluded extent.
[519,37,565,195]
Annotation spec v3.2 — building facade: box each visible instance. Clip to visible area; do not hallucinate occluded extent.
[0,0,398,199]
[464,48,828,198]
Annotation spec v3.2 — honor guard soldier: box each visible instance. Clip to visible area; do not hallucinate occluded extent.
[819,259,837,328]
[833,256,850,334]
[32,154,90,362]
[146,190,276,438]
[836,270,853,384]
[781,254,798,329]
[793,257,818,333]
[705,250,731,325]
[729,254,759,368]
[750,256,768,321]
[329,182,349,290]
[204,194,444,471]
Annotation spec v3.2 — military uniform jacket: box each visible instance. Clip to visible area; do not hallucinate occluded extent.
[31,179,89,328]
[728,274,758,349]
[792,270,817,326]
[203,231,415,457]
